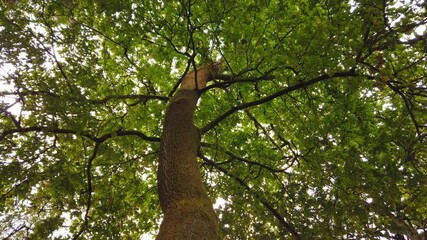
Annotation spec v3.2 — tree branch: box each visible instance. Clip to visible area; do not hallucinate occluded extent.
[363,201,424,239]
[0,126,160,143]
[386,81,423,140]
[201,69,356,134]
[0,104,21,129]
[0,90,58,98]
[97,130,160,143]
[201,73,275,92]
[199,153,300,240]
[0,91,168,105]
[89,94,169,104]
[0,126,94,142]
[168,56,195,97]
[200,142,293,174]
[73,142,100,240]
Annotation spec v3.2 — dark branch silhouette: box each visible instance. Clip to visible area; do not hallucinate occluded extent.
[199,153,301,240]
[0,127,159,143]
[201,68,356,134]
[73,142,100,240]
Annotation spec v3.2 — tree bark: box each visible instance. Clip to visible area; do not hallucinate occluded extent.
[156,89,217,239]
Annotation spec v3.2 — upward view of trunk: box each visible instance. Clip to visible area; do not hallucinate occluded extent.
[156,65,219,239]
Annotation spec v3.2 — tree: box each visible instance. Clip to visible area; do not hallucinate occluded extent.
[0,0,426,239]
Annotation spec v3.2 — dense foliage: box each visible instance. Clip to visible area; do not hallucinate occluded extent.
[1,0,426,239]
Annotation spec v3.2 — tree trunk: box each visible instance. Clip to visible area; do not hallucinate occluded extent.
[156,89,218,239]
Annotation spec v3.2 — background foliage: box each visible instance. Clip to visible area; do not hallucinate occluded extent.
[1,0,426,239]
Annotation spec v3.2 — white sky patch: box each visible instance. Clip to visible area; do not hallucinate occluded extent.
[140,233,155,240]
[307,188,315,196]
[171,58,180,75]
[148,58,157,65]
[213,197,227,210]
[382,102,395,111]
[360,89,374,98]
[51,212,72,239]
[415,24,425,35]
[0,66,22,117]
[360,155,369,162]
[349,0,357,12]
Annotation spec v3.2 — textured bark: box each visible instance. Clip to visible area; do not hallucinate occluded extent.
[156,89,217,239]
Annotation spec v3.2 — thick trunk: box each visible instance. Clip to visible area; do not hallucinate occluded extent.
[157,89,217,239]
